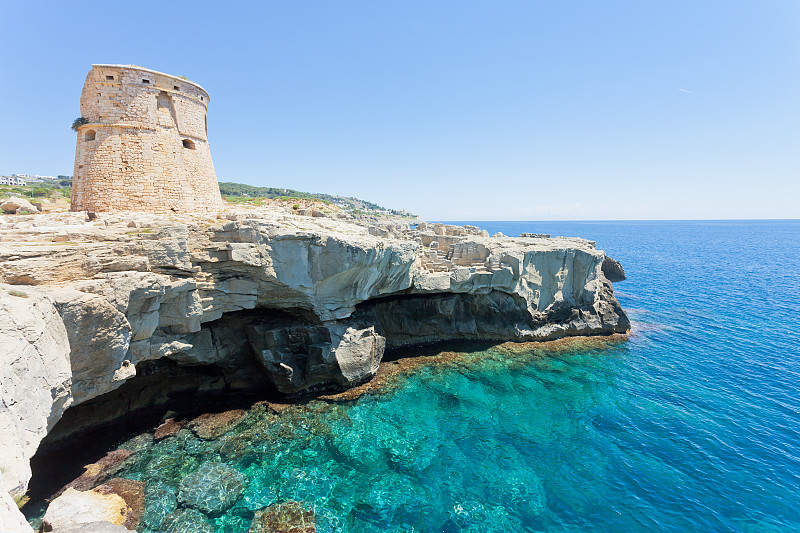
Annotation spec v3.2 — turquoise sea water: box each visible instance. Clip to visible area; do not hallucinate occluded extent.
[44,221,800,532]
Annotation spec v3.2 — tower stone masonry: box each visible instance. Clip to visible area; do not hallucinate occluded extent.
[71,64,224,213]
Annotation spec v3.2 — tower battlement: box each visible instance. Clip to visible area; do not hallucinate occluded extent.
[71,64,224,213]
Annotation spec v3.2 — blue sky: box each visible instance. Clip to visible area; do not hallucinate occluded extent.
[1,1,798,220]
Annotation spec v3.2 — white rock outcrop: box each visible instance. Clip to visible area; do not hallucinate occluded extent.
[0,287,72,501]
[41,488,130,531]
[0,197,39,214]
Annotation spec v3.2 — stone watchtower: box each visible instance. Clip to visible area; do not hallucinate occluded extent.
[71,65,224,213]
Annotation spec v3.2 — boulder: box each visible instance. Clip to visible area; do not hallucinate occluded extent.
[42,487,133,531]
[161,507,214,533]
[326,324,385,386]
[141,480,177,529]
[249,500,316,533]
[601,256,627,282]
[92,477,145,529]
[0,196,39,214]
[177,462,247,513]
[143,450,199,483]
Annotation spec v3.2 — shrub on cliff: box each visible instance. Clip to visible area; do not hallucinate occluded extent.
[71,117,89,131]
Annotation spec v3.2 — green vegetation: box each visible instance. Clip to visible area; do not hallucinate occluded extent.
[0,176,414,217]
[71,117,89,131]
[218,181,413,215]
[0,178,71,201]
[5,289,28,298]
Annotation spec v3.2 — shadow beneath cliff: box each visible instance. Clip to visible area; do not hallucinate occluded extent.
[382,339,501,362]
[24,357,281,516]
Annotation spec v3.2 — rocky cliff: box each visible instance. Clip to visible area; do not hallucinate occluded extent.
[0,208,628,531]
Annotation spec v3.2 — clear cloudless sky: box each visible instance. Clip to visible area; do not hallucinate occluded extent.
[1,1,798,220]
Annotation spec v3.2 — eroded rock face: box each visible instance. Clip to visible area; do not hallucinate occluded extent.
[0,286,72,500]
[0,210,629,531]
[602,256,627,282]
[1,491,32,533]
[245,319,385,393]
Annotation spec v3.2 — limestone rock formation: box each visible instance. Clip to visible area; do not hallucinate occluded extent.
[602,256,627,282]
[0,196,39,214]
[0,286,72,501]
[41,487,134,531]
[0,208,629,531]
[1,491,32,532]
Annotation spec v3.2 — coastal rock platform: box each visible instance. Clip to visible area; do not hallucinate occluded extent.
[0,206,628,531]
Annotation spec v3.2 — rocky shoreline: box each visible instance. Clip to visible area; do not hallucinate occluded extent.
[0,205,628,531]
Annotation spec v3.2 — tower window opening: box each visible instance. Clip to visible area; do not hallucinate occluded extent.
[105,75,114,81]
[200,96,203,101]
[142,79,150,84]
[182,139,196,150]
[174,86,180,91]
[85,130,96,141]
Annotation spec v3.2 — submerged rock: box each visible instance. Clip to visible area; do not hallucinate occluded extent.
[177,462,247,514]
[154,418,187,440]
[161,507,214,533]
[249,500,316,533]
[92,477,145,529]
[141,480,178,529]
[116,432,154,453]
[188,409,247,440]
[58,449,135,495]
[143,449,199,483]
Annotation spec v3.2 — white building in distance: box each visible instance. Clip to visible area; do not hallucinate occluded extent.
[0,176,28,186]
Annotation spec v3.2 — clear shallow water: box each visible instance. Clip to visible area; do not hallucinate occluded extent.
[44,221,800,532]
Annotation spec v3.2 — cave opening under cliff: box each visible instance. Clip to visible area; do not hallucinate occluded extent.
[24,289,553,513]
[24,306,319,510]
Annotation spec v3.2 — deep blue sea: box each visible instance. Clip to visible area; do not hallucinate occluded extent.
[41,220,800,532]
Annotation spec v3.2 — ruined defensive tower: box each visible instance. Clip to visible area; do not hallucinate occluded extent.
[71,64,224,213]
